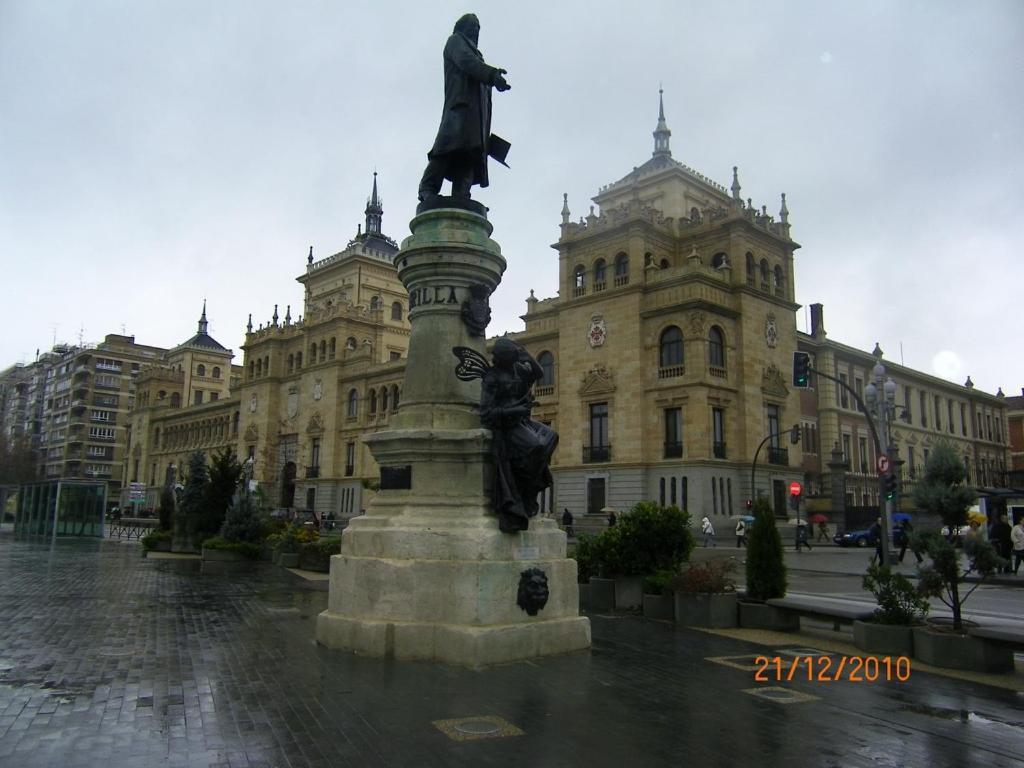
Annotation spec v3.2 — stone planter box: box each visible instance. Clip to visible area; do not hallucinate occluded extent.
[642,593,675,621]
[150,539,172,553]
[675,592,738,628]
[201,547,247,563]
[278,552,300,568]
[913,626,1014,673]
[614,576,644,610]
[588,578,616,611]
[737,600,799,632]
[853,620,915,656]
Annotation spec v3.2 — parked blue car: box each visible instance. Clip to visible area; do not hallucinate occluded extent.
[833,526,904,547]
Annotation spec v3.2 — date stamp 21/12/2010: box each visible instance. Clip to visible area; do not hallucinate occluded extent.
[754,655,911,683]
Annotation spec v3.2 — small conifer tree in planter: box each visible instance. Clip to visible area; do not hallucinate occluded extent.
[738,498,794,630]
[854,564,929,655]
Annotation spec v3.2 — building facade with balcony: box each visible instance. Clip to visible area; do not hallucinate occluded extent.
[508,94,805,520]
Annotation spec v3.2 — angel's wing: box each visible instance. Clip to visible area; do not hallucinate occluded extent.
[451,346,490,381]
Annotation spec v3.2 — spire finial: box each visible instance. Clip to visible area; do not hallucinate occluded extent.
[731,166,741,200]
[307,245,313,265]
[198,301,209,334]
[246,313,253,333]
[272,304,279,325]
[780,192,789,223]
[561,192,570,225]
[652,87,672,158]
[285,305,291,324]
[364,170,383,235]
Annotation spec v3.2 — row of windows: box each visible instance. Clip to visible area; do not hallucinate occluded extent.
[836,374,1006,445]
[583,402,731,461]
[744,253,786,296]
[346,385,401,418]
[367,297,404,321]
[194,364,221,378]
[572,253,630,295]
[249,337,375,379]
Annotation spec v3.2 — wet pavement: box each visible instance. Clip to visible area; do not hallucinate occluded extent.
[1,531,1022,768]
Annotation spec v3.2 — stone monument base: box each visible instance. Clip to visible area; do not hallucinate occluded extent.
[315,514,591,666]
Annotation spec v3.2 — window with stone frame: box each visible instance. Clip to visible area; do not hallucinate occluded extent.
[659,326,683,371]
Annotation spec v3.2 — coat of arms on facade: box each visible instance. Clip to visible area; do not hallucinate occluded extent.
[579,365,615,395]
[243,424,259,442]
[306,411,324,434]
[588,315,607,348]
[313,379,323,401]
[286,386,299,420]
[249,392,258,413]
[765,313,779,348]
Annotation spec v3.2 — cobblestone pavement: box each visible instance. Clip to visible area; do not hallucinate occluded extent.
[1,533,1022,768]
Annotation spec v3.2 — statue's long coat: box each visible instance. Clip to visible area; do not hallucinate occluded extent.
[427,29,502,188]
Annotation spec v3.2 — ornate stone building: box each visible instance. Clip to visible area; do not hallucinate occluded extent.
[510,92,804,519]
[120,97,1015,528]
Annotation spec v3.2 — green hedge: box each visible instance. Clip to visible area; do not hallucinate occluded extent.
[200,536,262,560]
[298,537,341,572]
[141,529,172,551]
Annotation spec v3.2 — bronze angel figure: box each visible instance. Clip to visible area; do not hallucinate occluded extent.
[453,339,558,533]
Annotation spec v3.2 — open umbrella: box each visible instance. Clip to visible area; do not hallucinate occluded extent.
[809,514,828,524]
[967,511,987,525]
[892,513,911,522]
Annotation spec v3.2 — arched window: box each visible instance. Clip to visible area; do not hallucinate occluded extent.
[370,296,381,310]
[659,326,684,368]
[391,384,400,410]
[263,356,269,375]
[759,259,770,289]
[296,352,303,369]
[709,326,726,369]
[255,359,262,377]
[381,386,389,412]
[537,351,555,386]
[287,354,294,373]
[317,340,324,361]
[614,252,629,285]
[659,258,670,270]
[212,366,220,379]
[773,265,785,295]
[310,343,317,364]
[369,389,377,414]
[346,337,357,351]
[248,361,254,379]
[196,364,206,377]
[690,207,701,223]
[573,265,585,291]
[391,302,403,321]
[593,259,606,289]
[170,392,181,408]
[711,252,729,269]
[746,252,755,285]
[329,338,336,359]
[347,389,359,418]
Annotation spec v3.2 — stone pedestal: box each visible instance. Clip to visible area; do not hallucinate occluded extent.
[316,206,591,665]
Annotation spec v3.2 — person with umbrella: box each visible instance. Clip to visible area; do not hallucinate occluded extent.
[811,514,830,542]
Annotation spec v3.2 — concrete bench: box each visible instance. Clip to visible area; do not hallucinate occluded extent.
[967,626,1024,650]
[766,596,875,632]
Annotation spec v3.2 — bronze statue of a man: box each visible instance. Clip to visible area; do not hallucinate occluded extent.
[418,14,511,203]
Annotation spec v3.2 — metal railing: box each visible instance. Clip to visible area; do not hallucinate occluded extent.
[583,445,611,463]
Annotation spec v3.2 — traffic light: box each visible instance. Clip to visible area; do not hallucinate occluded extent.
[882,473,898,500]
[790,425,801,445]
[745,499,753,510]
[793,352,811,388]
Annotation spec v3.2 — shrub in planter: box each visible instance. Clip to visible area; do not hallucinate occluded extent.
[854,564,930,654]
[200,536,262,561]
[141,529,172,552]
[641,569,676,620]
[672,558,738,628]
[745,498,786,601]
[299,537,341,572]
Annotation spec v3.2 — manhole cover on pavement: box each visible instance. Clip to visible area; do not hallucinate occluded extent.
[433,715,524,742]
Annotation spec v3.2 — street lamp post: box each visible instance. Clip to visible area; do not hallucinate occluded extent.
[865,357,898,568]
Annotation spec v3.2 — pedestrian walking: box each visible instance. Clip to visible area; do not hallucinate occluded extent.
[700,515,716,547]
[896,519,922,564]
[734,518,747,548]
[607,510,617,527]
[868,517,883,565]
[1011,517,1024,576]
[561,507,575,538]
[990,513,1013,574]
[816,521,829,542]
[795,521,812,551]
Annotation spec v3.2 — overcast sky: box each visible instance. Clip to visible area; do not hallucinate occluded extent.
[1,1,1020,396]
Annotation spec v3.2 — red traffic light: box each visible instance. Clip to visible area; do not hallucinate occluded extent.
[789,481,802,497]
[745,499,753,510]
